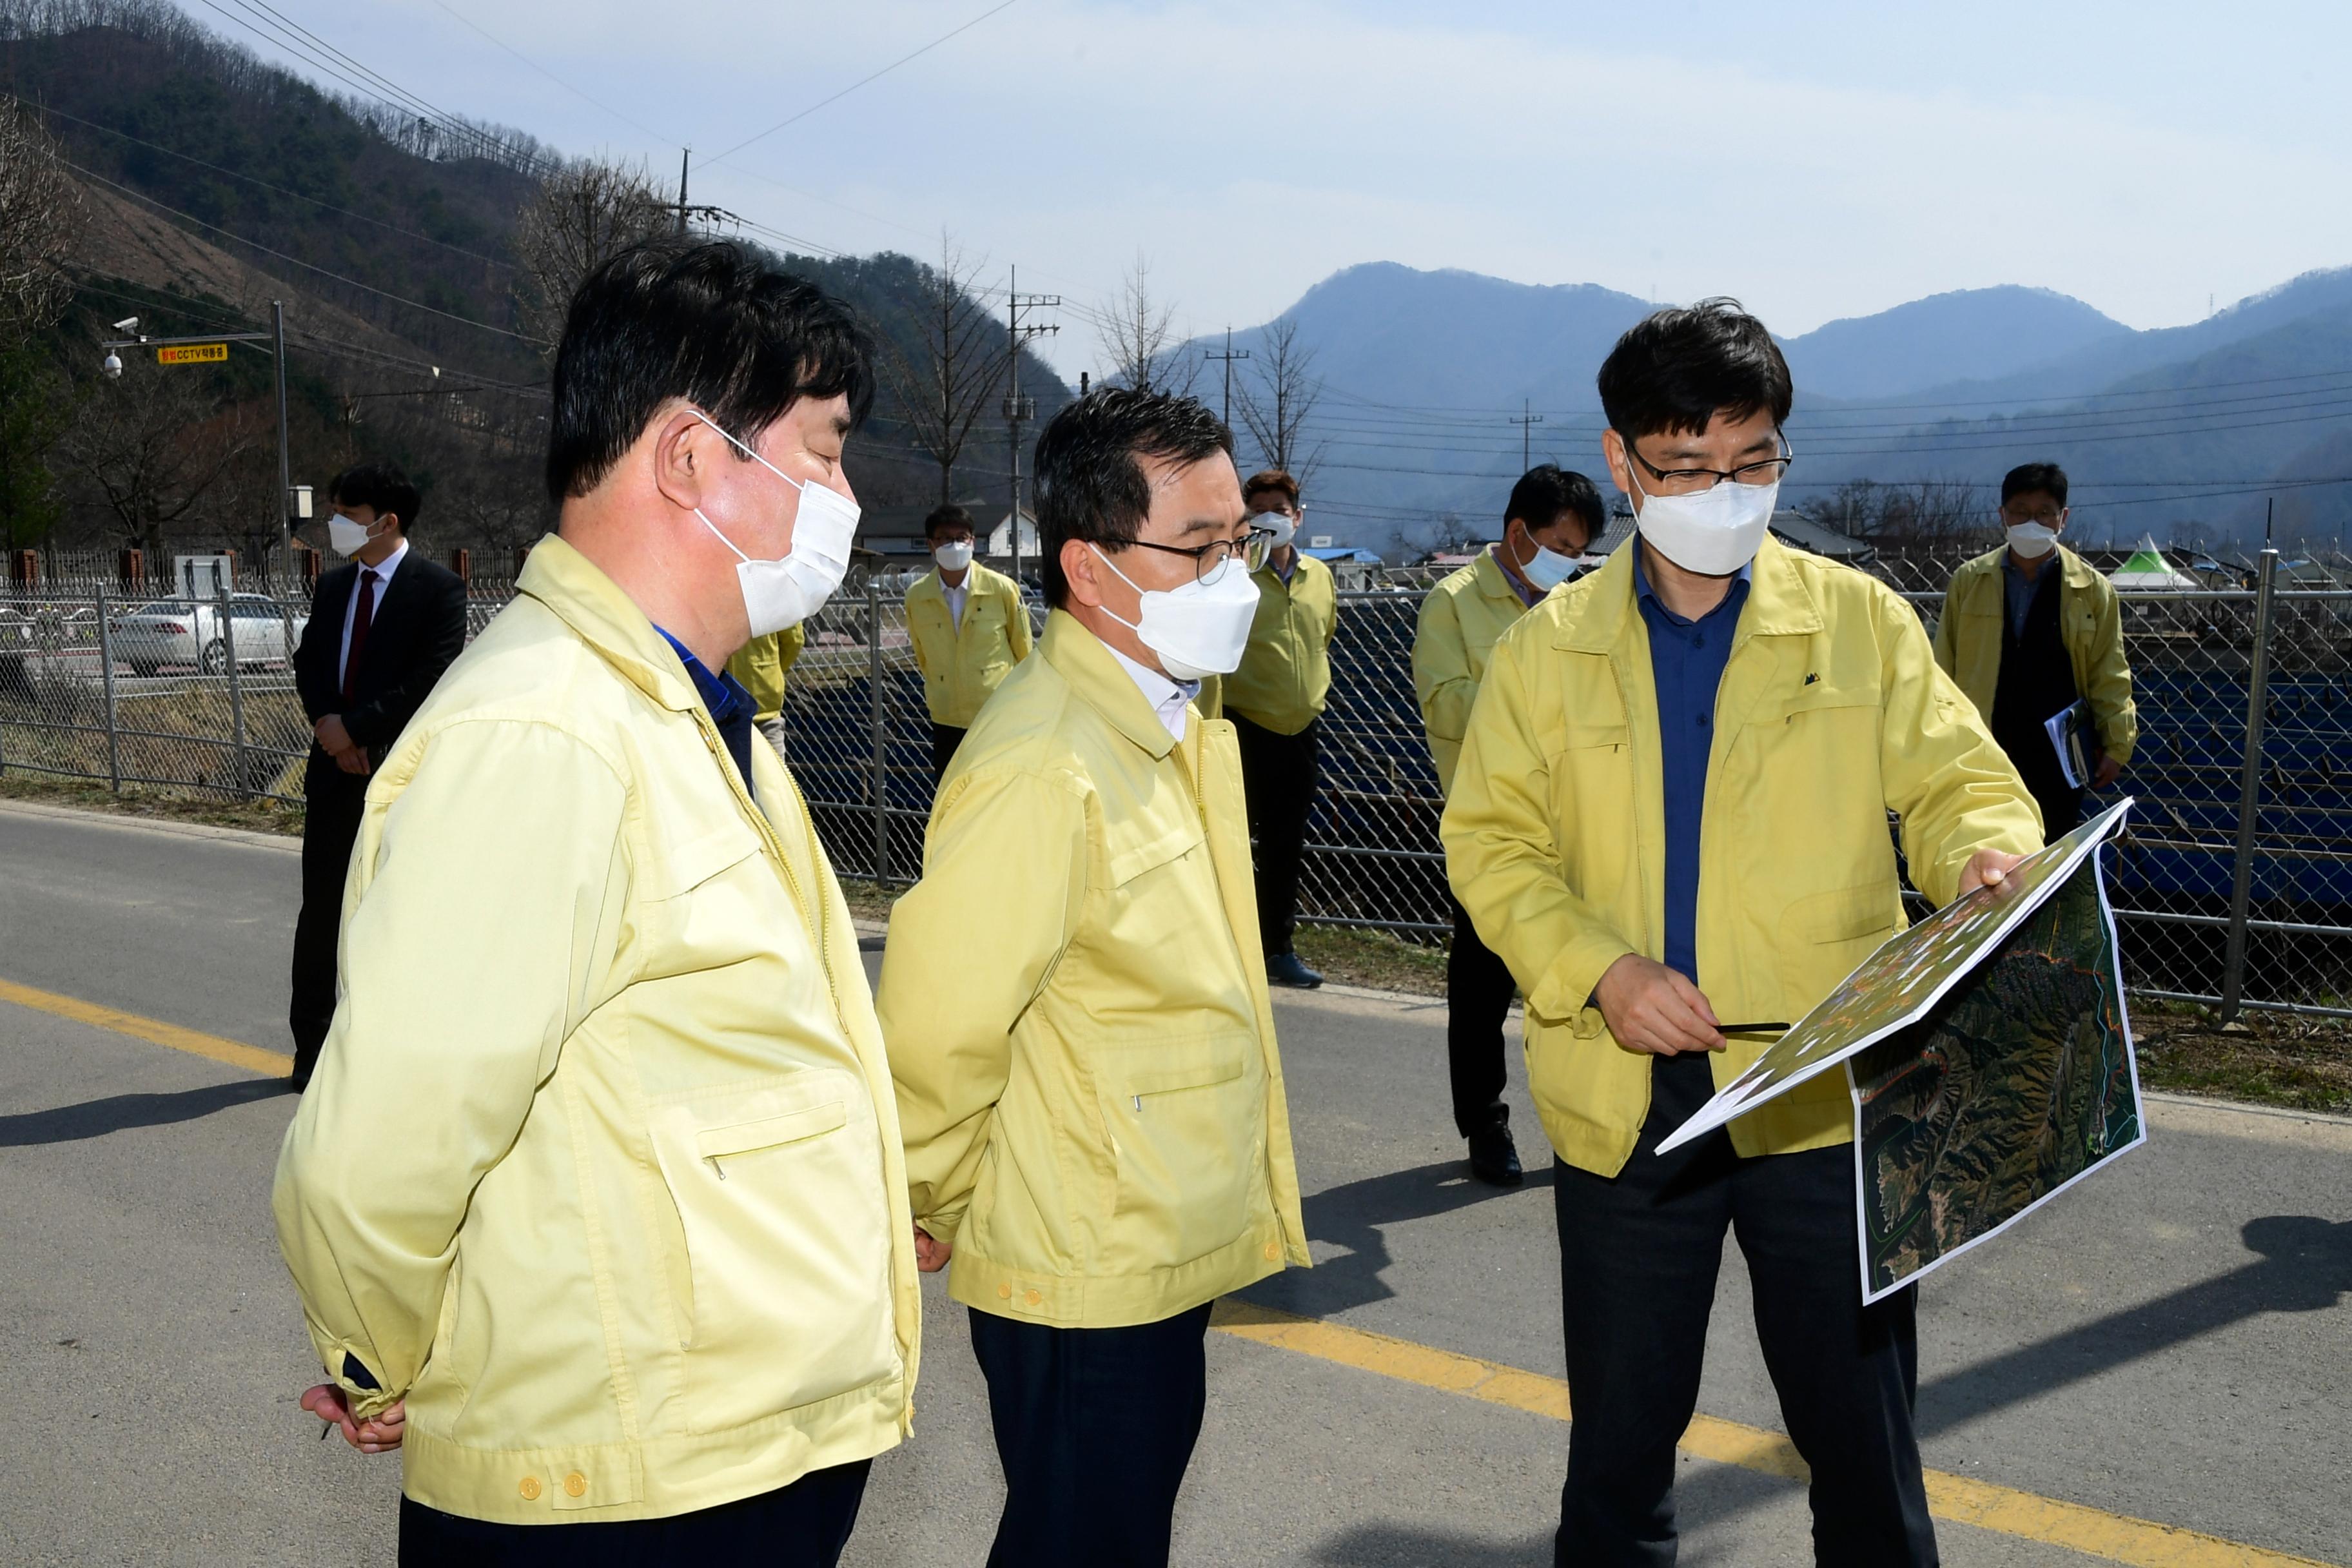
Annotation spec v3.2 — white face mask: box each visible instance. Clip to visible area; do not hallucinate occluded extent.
[2004,520,2060,558]
[1251,509,1298,549]
[688,412,861,636]
[933,540,974,573]
[1624,449,1778,576]
[328,513,377,558]
[1090,544,1262,682]
[1518,540,1583,592]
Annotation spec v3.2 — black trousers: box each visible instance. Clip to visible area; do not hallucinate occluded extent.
[1447,893,1516,1137]
[968,1303,1213,1568]
[1553,1053,1937,1567]
[930,721,967,783]
[397,1459,869,1566]
[289,750,368,1077]
[1230,710,1320,956]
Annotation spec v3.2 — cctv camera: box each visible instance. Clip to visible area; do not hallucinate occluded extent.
[112,316,139,333]
[102,351,122,379]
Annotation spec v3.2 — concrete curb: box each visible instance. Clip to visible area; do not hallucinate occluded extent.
[0,798,299,853]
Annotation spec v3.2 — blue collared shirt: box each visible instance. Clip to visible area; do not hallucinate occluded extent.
[1632,536,1752,985]
[655,627,758,803]
[2002,550,2051,640]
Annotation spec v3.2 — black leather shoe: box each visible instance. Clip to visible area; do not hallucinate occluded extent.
[1264,951,1325,989]
[1468,1124,1523,1187]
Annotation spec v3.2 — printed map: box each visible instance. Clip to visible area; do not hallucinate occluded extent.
[1850,853,2143,1301]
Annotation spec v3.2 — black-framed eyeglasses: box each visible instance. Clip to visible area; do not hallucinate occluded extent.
[1123,525,1276,582]
[1622,431,1795,496]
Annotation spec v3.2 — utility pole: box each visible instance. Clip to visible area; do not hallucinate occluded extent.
[1510,399,1544,471]
[1002,264,1059,585]
[677,147,691,235]
[1204,326,1251,431]
[271,301,292,560]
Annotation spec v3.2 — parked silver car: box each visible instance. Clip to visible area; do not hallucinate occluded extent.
[109,596,309,677]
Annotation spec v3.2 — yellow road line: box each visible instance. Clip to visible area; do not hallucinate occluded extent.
[0,977,291,1077]
[1211,1299,2333,1567]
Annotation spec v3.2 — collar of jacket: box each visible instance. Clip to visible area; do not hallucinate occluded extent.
[515,533,705,714]
[1549,534,1823,652]
[1039,608,1182,762]
[1474,544,1534,609]
[1962,540,2099,593]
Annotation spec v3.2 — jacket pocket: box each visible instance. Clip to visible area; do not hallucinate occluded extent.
[647,1069,896,1433]
[1095,1032,1260,1271]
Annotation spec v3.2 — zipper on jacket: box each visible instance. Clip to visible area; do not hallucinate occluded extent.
[687,705,842,1026]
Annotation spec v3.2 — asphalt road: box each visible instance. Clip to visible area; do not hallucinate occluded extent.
[1,800,2346,1567]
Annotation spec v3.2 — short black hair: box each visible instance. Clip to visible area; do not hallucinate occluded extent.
[2001,462,2069,509]
[1504,464,1603,545]
[1598,298,1792,442]
[1033,387,1233,609]
[328,462,422,531]
[925,503,976,540]
[545,239,875,504]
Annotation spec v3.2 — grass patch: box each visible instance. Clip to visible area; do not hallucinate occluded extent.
[2133,1001,2352,1115]
[0,771,303,836]
[1294,923,1449,997]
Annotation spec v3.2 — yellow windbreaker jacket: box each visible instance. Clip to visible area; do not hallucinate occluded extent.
[273,534,919,1525]
[1442,539,2041,1176]
[723,622,805,723]
[1932,544,2139,765]
[879,611,1310,1328]
[1222,551,1337,734]
[1413,547,1538,795]
[906,562,1034,729]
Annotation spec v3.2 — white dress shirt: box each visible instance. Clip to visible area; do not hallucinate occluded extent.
[1105,641,1198,744]
[941,569,971,632]
[338,538,409,691]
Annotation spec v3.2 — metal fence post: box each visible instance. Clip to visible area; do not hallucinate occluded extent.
[868,577,890,885]
[96,586,121,794]
[215,578,249,796]
[2219,549,2279,1023]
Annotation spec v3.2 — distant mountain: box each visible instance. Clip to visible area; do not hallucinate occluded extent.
[1778,287,2131,403]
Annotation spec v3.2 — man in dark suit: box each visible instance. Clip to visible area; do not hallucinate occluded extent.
[289,463,469,1088]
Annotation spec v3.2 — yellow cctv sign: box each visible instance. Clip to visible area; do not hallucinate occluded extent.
[156,342,229,366]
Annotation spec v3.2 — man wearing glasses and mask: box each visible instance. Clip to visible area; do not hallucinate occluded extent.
[1444,300,2040,1566]
[879,387,1308,1568]
[1413,463,1603,1188]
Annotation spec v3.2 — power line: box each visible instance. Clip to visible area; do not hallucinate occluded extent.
[705,0,1024,164]
[14,95,516,271]
[68,160,531,342]
[424,0,680,148]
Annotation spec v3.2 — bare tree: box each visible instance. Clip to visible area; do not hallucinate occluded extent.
[0,100,84,348]
[1095,254,1197,396]
[881,236,1010,504]
[1400,509,1487,563]
[1801,478,1986,553]
[55,368,262,556]
[511,157,673,354]
[1235,317,1322,486]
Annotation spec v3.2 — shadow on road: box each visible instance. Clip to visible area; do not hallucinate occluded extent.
[1242,1159,1554,1316]
[0,1075,293,1146]
[1306,1524,1551,1565]
[1915,1213,2352,1438]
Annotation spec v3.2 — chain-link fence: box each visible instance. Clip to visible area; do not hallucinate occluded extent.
[5,553,2347,1021]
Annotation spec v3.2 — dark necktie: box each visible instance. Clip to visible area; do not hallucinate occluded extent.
[342,569,378,707]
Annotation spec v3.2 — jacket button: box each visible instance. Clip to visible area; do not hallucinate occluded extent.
[997,1282,1012,1300]
[1264,1240,1282,1261]
[564,1472,587,1498]
[518,1476,542,1501]
[1023,1288,1042,1306]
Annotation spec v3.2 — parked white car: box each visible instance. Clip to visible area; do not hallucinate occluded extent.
[109,596,309,676]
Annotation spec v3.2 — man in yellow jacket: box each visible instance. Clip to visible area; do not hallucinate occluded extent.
[879,387,1308,1568]
[273,240,919,1563]
[1412,463,1602,1187]
[905,500,1033,779]
[725,620,805,763]
[1934,461,2137,842]
[1444,300,2041,1567]
[1224,467,1339,988]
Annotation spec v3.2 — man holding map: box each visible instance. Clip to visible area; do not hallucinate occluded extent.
[1442,299,2043,1566]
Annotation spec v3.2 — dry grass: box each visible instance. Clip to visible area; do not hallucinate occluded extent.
[0,771,303,835]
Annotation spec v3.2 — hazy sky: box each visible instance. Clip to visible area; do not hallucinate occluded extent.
[256,0,2352,378]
